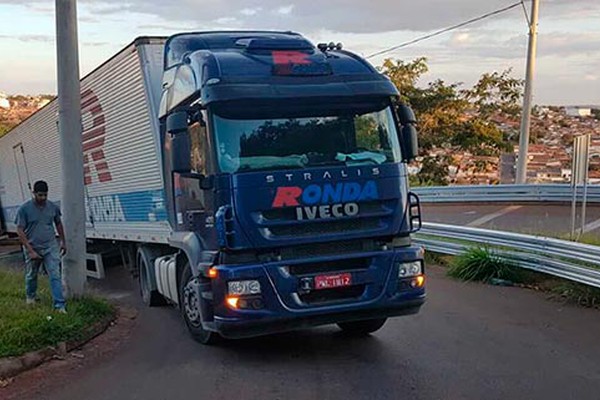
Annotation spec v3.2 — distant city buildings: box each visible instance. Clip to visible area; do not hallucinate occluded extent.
[410,105,600,185]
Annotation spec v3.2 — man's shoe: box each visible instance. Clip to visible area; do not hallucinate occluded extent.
[26,298,40,305]
[56,307,67,314]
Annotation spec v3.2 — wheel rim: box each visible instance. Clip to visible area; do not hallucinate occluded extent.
[183,278,202,327]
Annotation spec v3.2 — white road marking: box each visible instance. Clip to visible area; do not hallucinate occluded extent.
[582,217,600,233]
[467,205,523,227]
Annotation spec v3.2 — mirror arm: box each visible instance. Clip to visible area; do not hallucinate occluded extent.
[176,172,214,190]
[178,172,204,179]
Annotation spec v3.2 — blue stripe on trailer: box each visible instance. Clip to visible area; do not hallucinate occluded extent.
[2,189,168,225]
[88,189,168,223]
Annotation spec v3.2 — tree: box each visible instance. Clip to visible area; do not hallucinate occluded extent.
[0,123,13,138]
[464,69,522,119]
[379,58,522,186]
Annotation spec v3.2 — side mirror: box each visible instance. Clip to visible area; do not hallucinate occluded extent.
[166,111,188,135]
[397,104,416,125]
[167,111,191,173]
[396,104,419,162]
[401,125,418,162]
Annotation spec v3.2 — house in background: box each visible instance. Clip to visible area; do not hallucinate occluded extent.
[565,106,592,117]
[0,92,9,109]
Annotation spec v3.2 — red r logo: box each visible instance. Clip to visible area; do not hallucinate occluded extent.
[272,187,302,208]
[272,51,310,65]
[81,89,112,185]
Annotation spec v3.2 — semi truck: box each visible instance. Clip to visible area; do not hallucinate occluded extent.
[0,31,425,343]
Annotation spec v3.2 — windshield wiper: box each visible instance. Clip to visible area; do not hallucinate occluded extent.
[237,164,306,172]
[335,151,387,165]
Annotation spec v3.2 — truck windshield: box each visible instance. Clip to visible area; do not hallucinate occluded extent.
[212,106,402,173]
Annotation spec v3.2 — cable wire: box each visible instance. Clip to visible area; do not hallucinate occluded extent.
[366,1,524,59]
[521,0,531,26]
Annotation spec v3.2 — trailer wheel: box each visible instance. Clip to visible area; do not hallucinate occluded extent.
[337,318,387,335]
[180,262,220,345]
[137,247,166,307]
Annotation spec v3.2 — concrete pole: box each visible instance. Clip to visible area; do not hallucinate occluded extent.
[515,0,540,184]
[56,0,86,297]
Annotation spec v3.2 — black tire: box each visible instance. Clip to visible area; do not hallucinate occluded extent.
[337,318,388,335]
[180,262,220,345]
[138,247,166,307]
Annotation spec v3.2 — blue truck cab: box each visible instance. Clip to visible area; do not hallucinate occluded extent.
[155,31,424,343]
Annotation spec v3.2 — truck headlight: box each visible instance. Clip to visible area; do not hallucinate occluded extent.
[398,261,422,278]
[228,280,261,295]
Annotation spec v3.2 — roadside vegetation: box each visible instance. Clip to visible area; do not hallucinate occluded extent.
[0,268,114,358]
[440,247,600,309]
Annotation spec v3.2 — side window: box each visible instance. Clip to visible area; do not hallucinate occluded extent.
[176,119,208,214]
[189,121,207,175]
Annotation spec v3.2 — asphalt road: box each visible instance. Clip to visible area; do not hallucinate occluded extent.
[422,203,600,238]
[10,264,600,400]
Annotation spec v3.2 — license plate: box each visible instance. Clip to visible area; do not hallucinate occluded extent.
[314,273,352,290]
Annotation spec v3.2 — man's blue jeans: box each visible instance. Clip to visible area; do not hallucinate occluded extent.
[24,243,66,309]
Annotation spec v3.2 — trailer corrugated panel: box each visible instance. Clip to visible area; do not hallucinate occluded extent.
[0,101,60,227]
[0,38,171,243]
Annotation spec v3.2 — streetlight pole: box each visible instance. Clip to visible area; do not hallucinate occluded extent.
[55,0,86,297]
[515,0,540,184]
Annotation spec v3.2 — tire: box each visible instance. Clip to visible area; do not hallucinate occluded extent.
[180,261,220,345]
[337,318,388,335]
[137,247,166,307]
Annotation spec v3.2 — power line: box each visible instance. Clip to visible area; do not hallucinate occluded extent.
[366,1,524,59]
[520,0,531,25]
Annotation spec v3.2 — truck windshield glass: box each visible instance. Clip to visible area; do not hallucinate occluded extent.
[213,107,402,173]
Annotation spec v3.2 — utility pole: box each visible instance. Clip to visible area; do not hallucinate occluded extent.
[515,0,540,184]
[56,0,86,297]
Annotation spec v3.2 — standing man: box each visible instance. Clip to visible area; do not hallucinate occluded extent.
[15,180,67,313]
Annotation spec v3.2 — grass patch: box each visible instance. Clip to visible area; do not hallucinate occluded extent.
[0,269,115,358]
[565,234,600,247]
[513,229,600,247]
[547,281,600,309]
[447,247,528,284]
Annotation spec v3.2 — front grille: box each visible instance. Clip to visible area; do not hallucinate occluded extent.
[267,218,380,237]
[279,239,378,259]
[289,258,370,275]
[299,285,366,304]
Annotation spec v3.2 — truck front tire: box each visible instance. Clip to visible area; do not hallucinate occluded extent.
[180,262,220,345]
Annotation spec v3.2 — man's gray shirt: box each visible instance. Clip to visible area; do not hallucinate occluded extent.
[15,200,62,250]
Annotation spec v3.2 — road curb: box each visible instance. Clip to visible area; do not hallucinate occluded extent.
[0,308,119,379]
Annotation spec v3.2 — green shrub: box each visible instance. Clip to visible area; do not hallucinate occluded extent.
[447,247,524,283]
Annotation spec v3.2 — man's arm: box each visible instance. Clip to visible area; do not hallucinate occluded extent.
[56,221,67,255]
[17,226,40,260]
[54,205,66,255]
[15,206,40,260]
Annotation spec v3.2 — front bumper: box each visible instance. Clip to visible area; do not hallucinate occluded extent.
[215,297,424,339]
[204,246,426,339]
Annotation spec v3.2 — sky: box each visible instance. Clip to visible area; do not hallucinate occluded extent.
[0,0,599,106]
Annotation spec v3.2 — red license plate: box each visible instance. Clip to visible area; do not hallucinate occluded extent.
[314,273,352,290]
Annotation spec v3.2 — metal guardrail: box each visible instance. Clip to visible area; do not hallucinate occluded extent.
[414,222,600,288]
[413,184,600,203]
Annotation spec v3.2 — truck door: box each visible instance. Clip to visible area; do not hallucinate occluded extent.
[12,143,32,202]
